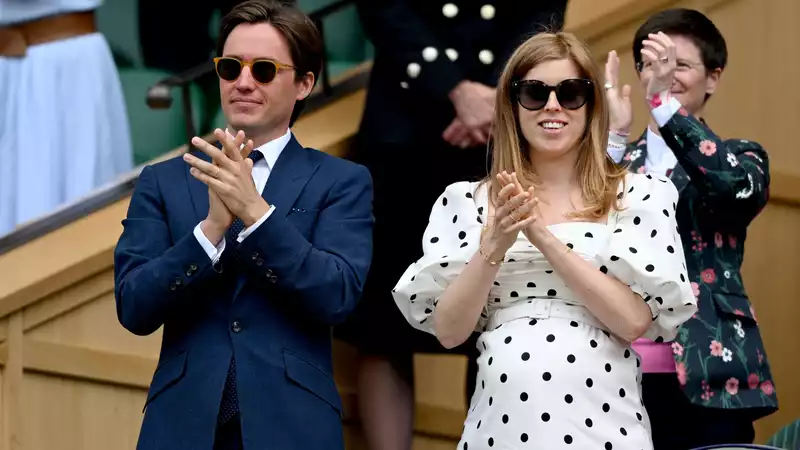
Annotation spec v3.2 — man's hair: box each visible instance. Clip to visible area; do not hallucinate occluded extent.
[633,8,727,73]
[216,0,323,125]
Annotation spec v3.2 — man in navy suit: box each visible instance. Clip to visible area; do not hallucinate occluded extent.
[113,1,374,449]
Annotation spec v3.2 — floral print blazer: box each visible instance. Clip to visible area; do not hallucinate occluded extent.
[619,97,778,419]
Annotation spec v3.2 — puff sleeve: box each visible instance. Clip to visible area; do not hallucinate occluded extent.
[597,173,697,342]
[392,181,486,335]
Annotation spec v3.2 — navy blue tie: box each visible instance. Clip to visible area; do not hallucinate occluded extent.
[218,149,264,425]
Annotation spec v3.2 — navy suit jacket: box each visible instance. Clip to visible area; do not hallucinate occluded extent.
[113,135,374,450]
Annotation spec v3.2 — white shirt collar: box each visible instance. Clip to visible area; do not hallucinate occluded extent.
[225,128,292,171]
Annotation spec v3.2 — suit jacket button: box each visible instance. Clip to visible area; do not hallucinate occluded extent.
[174,277,182,286]
[252,252,260,260]
[255,258,264,266]
[265,269,278,283]
[169,283,177,291]
[231,321,242,333]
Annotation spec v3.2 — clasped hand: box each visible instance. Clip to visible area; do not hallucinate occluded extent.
[481,172,545,261]
[443,81,495,148]
[183,129,270,239]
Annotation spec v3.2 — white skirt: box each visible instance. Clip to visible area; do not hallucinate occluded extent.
[0,32,132,236]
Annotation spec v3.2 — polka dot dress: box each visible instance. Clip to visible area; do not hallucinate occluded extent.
[392,173,697,449]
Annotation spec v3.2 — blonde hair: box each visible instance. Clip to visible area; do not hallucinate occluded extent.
[489,31,627,220]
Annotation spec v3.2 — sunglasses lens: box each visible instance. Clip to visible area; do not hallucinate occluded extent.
[556,79,591,110]
[517,82,549,110]
[251,61,278,84]
[216,58,242,81]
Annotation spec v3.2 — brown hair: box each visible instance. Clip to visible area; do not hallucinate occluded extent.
[217,0,323,124]
[490,31,627,220]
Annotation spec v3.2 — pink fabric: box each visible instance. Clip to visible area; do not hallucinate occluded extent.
[632,339,676,373]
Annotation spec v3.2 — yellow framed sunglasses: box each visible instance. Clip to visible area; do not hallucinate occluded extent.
[213,57,295,84]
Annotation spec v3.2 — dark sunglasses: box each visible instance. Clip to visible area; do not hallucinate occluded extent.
[213,57,295,84]
[511,78,594,111]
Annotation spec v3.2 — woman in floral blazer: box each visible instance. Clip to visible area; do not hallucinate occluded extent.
[603,8,778,449]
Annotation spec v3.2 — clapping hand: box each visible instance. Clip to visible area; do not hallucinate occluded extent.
[496,171,550,247]
[481,172,538,262]
[604,50,633,134]
[184,129,270,240]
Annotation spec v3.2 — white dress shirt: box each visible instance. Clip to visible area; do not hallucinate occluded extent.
[607,96,682,177]
[192,129,292,262]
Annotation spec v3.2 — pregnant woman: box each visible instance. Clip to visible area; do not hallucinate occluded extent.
[392,31,697,449]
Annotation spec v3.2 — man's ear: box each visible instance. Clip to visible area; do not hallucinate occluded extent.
[295,72,315,101]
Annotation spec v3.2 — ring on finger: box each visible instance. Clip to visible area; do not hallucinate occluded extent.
[214,166,221,178]
[659,56,669,63]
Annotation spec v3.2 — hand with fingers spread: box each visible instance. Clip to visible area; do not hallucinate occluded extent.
[640,32,677,100]
[183,128,269,242]
[604,50,633,134]
[481,172,538,263]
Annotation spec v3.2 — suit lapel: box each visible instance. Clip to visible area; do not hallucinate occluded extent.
[187,149,212,223]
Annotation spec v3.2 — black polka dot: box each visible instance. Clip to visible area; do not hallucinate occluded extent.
[645,264,655,272]
[663,209,669,217]
[585,418,593,427]
[502,414,509,424]
[564,435,573,444]
[570,321,578,327]
[545,269,553,274]
[410,294,417,300]
[628,186,635,193]
[605,442,613,450]
[633,216,641,225]
[586,378,593,387]
[624,349,631,358]
[465,192,473,198]
[520,433,528,443]
[477,420,481,429]
[500,373,507,383]
[504,336,512,344]
[602,403,610,412]
[620,427,628,436]
[655,296,663,304]
[460,242,468,248]
[458,231,466,240]
[541,412,550,422]
[520,392,528,401]
[546,334,555,342]
[478,206,484,215]
[610,255,619,261]
[636,412,642,421]
[529,319,538,326]
[488,357,493,365]
[542,372,551,381]
[440,262,449,267]
[452,215,458,223]
[680,273,686,282]
[463,442,467,450]
[619,388,626,398]
[442,197,448,206]
[424,308,432,314]
[477,216,482,224]
[566,243,574,249]
[488,437,494,447]
[585,232,594,238]
[589,339,598,348]
[510,291,519,297]
[547,289,557,296]
[614,228,622,234]
[527,281,536,288]
[564,394,573,404]
[600,265,608,274]
[521,352,530,361]
[629,247,638,254]
[605,363,612,372]
[667,245,674,253]
[489,397,493,406]
[567,354,576,363]
[651,229,658,238]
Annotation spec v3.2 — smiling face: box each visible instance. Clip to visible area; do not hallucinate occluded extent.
[517,58,588,159]
[637,34,720,115]
[219,22,314,140]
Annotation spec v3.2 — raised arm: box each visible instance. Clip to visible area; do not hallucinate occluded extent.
[236,165,374,325]
[114,165,220,336]
[650,94,769,225]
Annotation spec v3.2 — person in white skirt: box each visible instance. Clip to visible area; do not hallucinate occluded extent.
[392,31,698,449]
[0,0,132,236]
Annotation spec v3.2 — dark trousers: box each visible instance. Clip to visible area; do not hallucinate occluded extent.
[642,373,755,449]
[214,415,243,450]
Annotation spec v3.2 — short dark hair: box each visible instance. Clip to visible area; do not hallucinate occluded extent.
[633,8,727,73]
[217,0,323,125]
